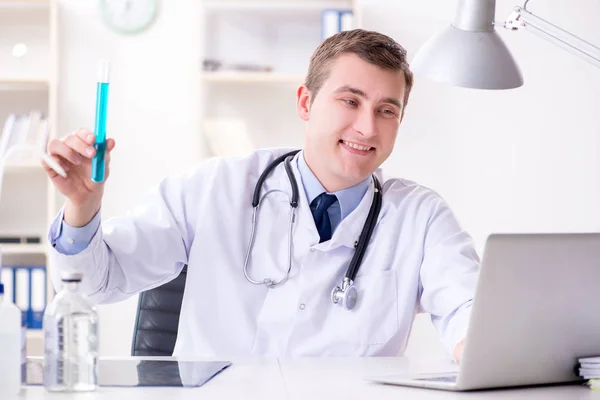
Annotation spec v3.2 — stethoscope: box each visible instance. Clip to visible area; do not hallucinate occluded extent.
[243,150,382,310]
[244,150,383,310]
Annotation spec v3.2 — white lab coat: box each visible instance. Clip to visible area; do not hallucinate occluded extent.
[49,148,479,358]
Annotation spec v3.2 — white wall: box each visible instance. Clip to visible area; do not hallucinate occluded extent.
[56,0,202,355]
[55,0,600,358]
[361,0,600,359]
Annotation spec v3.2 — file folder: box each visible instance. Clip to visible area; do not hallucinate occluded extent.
[30,267,46,329]
[321,9,354,40]
[1,266,14,304]
[2,265,47,329]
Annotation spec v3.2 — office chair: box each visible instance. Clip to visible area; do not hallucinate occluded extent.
[131,265,187,356]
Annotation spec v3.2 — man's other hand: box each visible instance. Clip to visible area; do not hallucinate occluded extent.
[454,340,465,363]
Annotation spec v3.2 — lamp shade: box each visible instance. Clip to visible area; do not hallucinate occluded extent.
[411,24,524,90]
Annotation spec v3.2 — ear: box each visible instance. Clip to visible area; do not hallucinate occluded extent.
[296,84,311,121]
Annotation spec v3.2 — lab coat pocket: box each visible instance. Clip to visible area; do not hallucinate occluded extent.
[332,269,399,346]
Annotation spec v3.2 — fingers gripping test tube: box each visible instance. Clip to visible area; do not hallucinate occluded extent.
[91,60,110,183]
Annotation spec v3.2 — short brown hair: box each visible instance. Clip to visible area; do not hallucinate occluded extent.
[305,29,414,109]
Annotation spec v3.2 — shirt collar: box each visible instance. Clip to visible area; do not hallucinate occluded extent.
[296,151,370,219]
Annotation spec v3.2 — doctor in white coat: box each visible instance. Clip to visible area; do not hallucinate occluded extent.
[43,29,479,362]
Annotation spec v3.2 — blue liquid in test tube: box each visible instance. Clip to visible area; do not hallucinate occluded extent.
[91,60,110,183]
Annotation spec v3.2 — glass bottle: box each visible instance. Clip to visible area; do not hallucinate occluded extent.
[43,270,98,392]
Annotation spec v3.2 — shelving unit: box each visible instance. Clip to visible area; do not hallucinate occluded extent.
[0,80,49,91]
[4,160,43,171]
[0,243,47,255]
[202,1,354,11]
[0,0,58,356]
[0,0,49,10]
[198,0,361,154]
[200,71,306,84]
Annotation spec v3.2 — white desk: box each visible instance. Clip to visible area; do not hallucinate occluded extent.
[16,357,599,399]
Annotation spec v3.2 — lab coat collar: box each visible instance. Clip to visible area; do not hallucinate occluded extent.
[278,151,384,252]
[276,151,320,248]
[325,176,380,252]
[296,152,370,220]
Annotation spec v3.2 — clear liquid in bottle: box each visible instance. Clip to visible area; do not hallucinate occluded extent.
[43,270,98,392]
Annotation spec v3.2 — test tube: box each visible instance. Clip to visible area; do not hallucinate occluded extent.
[91,60,110,183]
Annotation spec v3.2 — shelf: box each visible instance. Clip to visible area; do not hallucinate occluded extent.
[202,0,352,12]
[27,329,44,356]
[4,160,43,172]
[0,243,46,255]
[0,79,49,91]
[0,0,49,20]
[201,71,305,84]
[0,0,49,8]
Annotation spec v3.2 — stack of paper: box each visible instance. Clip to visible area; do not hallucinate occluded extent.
[201,119,255,158]
[0,111,47,162]
[0,111,49,202]
[578,357,600,390]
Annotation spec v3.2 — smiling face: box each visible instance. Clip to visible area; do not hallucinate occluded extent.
[297,52,408,192]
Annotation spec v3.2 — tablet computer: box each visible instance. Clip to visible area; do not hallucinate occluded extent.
[26,358,231,388]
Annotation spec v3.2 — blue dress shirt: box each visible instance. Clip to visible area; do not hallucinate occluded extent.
[51,151,371,255]
[296,152,370,233]
[52,208,101,255]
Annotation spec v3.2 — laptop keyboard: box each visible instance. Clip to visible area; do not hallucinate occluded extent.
[416,375,457,383]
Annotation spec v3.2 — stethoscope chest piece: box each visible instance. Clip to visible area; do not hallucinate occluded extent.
[331,278,358,310]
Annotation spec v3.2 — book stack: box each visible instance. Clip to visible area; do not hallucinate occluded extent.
[579,357,600,390]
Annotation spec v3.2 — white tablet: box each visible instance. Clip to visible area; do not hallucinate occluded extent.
[25,358,231,388]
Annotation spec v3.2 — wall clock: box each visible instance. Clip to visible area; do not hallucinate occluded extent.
[100,0,159,35]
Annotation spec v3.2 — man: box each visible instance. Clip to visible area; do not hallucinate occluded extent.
[43,29,478,361]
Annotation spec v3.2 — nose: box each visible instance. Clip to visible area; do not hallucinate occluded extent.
[353,107,377,139]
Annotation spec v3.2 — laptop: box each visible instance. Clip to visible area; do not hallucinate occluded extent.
[369,233,600,391]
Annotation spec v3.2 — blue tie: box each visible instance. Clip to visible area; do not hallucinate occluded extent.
[311,193,338,243]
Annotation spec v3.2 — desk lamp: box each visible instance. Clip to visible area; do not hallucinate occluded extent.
[410,0,600,89]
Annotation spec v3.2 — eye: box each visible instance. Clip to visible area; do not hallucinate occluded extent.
[343,99,358,106]
[379,107,398,118]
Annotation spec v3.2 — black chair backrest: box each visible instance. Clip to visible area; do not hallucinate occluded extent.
[131,265,187,356]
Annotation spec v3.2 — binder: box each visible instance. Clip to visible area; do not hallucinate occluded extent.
[321,9,354,40]
[1,266,14,305]
[1,265,47,329]
[321,9,340,40]
[340,10,353,32]
[14,267,29,327]
[30,267,46,329]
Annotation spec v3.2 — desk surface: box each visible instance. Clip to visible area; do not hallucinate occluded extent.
[16,357,600,399]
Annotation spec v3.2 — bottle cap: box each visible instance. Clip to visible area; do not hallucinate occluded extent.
[60,270,83,282]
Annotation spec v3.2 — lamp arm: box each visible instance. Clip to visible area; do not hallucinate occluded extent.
[504,5,600,69]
